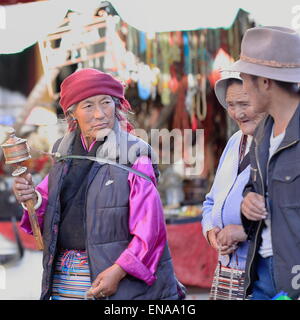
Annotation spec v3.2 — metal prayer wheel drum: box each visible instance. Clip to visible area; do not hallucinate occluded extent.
[1,127,31,165]
[0,127,44,251]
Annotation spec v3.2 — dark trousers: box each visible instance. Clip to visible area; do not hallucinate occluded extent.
[251,256,277,300]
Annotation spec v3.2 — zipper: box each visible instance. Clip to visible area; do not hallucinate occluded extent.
[84,168,94,292]
[269,140,298,161]
[46,161,69,297]
[244,138,298,298]
[84,187,91,293]
[244,140,264,298]
[83,162,107,299]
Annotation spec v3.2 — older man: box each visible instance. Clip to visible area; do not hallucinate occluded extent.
[230,26,300,299]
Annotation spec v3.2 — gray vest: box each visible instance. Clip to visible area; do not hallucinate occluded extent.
[40,124,179,300]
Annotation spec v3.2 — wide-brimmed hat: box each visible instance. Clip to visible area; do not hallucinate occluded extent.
[229,26,300,83]
[214,72,242,109]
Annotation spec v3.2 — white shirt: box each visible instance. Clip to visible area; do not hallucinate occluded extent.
[245,136,252,156]
[259,126,285,258]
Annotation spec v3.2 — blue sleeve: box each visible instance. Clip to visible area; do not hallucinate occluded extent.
[201,132,241,238]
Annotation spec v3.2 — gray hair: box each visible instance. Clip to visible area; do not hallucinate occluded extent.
[65,104,77,118]
[65,97,133,132]
[65,104,78,132]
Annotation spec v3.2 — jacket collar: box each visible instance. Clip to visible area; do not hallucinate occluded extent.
[254,103,300,185]
[255,102,300,149]
[56,120,121,160]
[278,102,300,148]
[56,120,157,166]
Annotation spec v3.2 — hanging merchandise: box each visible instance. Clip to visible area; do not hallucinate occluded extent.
[169,32,185,103]
[151,33,158,67]
[233,21,242,60]
[183,31,191,76]
[227,27,235,62]
[185,73,198,129]
[104,9,251,133]
[183,31,197,128]
[197,31,208,122]
[169,32,181,64]
[145,34,152,66]
[138,31,147,65]
[150,67,160,101]
[198,77,208,122]
[159,33,172,106]
[137,64,152,100]
[169,64,179,94]
[161,73,171,106]
[172,75,191,131]
[139,31,147,55]
[191,31,202,130]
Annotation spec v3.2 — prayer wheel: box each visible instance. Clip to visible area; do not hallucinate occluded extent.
[1,127,31,165]
[1,127,44,250]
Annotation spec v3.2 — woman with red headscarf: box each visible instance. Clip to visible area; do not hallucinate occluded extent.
[12,69,183,300]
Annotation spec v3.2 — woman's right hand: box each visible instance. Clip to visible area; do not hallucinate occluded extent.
[207,227,221,250]
[12,173,37,204]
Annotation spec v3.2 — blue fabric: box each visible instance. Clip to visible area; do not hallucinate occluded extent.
[139,31,147,54]
[183,31,191,74]
[51,250,91,300]
[251,256,277,300]
[202,130,249,270]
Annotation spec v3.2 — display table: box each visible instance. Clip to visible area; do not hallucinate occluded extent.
[166,217,218,288]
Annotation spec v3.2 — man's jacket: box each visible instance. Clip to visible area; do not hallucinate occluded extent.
[242,104,300,299]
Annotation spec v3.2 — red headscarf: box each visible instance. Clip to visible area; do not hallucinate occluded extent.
[59,68,133,132]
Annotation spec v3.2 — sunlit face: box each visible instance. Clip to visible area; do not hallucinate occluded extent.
[73,94,116,141]
[239,73,269,114]
[226,82,265,136]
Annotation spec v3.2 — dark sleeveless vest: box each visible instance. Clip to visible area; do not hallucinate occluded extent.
[40,126,179,300]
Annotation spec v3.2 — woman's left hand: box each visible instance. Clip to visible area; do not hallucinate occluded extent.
[87,264,127,299]
[218,244,238,256]
[216,224,247,254]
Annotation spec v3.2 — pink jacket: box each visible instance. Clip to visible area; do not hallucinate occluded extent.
[20,154,166,286]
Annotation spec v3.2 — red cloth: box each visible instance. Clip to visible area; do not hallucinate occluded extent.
[0,221,37,250]
[167,221,218,288]
[59,68,129,114]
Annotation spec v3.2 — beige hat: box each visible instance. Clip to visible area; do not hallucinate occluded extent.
[230,26,300,83]
[214,72,242,109]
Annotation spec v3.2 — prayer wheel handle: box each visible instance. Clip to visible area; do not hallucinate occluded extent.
[1,127,44,251]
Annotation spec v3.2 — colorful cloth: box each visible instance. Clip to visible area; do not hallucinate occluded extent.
[51,250,91,300]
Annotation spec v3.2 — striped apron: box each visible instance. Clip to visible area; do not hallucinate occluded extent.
[51,249,92,300]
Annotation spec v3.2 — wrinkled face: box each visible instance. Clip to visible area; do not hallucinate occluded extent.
[226,82,266,136]
[73,94,116,140]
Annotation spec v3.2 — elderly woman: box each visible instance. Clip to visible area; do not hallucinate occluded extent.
[12,68,182,300]
[202,73,266,286]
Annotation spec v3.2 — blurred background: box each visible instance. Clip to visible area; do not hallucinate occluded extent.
[0,0,299,300]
